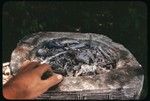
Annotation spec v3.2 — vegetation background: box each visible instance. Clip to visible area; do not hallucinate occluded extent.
[2,1,147,99]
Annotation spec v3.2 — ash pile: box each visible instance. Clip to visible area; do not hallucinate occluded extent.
[7,32,144,100]
[33,37,120,77]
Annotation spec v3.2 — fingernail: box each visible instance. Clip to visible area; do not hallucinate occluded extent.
[25,60,30,63]
[57,74,63,80]
[32,59,39,62]
[22,60,30,66]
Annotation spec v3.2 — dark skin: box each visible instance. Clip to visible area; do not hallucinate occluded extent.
[3,60,63,99]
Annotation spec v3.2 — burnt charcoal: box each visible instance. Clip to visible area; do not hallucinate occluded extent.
[76,50,90,64]
[61,40,79,46]
[89,58,94,65]
[9,32,144,100]
[119,50,129,59]
[46,40,63,49]
[104,65,111,70]
[51,63,67,76]
[69,43,86,49]
[51,63,62,70]
[66,50,76,59]
[36,48,48,57]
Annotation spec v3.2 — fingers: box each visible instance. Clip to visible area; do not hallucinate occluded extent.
[33,64,63,87]
[20,60,31,69]
[34,64,52,76]
[41,73,63,88]
[19,62,40,73]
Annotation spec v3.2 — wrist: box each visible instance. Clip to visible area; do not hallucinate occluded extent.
[3,82,29,99]
[3,83,33,99]
[3,84,17,99]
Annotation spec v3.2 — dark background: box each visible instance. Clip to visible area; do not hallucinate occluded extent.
[2,1,147,99]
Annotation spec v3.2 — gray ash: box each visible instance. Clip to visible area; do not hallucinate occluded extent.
[32,38,119,77]
[8,32,144,99]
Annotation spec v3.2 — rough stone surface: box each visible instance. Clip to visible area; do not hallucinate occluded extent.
[3,32,144,99]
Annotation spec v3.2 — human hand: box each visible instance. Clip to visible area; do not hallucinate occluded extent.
[3,61,63,99]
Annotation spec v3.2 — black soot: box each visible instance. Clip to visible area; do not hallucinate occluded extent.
[32,37,120,77]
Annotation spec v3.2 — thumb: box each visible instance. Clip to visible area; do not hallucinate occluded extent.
[21,60,31,68]
[41,73,63,88]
